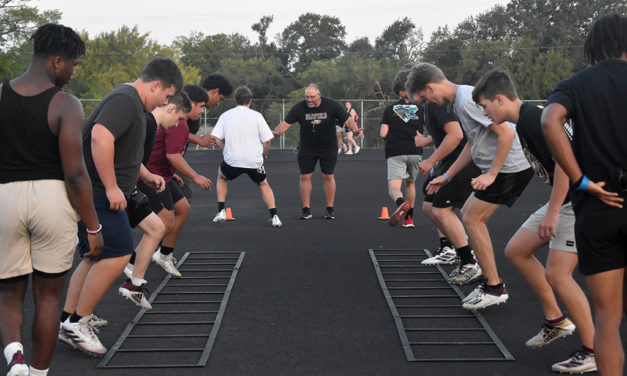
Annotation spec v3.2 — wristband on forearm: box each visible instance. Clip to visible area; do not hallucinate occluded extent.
[572,175,590,191]
[443,172,451,183]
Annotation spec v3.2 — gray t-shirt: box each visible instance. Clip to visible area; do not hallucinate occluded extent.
[454,85,530,173]
[82,84,146,197]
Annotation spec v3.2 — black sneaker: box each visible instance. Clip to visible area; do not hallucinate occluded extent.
[299,207,312,219]
[324,207,335,219]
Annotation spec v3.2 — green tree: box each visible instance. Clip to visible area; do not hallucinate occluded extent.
[374,17,419,61]
[175,32,256,79]
[0,0,60,80]
[278,12,346,73]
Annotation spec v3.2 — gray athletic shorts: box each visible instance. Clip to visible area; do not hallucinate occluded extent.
[521,202,576,253]
[387,155,422,181]
[178,172,194,200]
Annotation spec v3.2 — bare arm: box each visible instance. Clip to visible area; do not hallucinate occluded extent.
[426,136,472,194]
[380,123,389,139]
[542,103,622,207]
[343,116,361,135]
[189,133,217,148]
[273,120,293,137]
[470,122,515,190]
[139,164,165,192]
[419,121,462,174]
[91,123,126,211]
[537,163,569,241]
[262,140,271,159]
[166,153,212,190]
[55,93,103,257]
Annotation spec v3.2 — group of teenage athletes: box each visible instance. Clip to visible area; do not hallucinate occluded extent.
[1,13,626,376]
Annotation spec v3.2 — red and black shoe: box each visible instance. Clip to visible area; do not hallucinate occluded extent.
[388,201,410,226]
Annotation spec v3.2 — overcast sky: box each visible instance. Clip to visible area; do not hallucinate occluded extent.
[35,0,509,46]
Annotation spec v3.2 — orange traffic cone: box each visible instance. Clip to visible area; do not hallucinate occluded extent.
[226,207,235,221]
[378,206,390,220]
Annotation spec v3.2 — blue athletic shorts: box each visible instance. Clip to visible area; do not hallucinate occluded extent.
[77,195,133,260]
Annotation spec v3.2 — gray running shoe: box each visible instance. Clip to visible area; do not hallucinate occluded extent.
[448,262,482,285]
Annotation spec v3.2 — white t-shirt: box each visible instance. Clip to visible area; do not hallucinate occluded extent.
[454,85,530,173]
[212,106,274,169]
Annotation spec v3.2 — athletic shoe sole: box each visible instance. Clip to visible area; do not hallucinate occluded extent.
[388,201,410,226]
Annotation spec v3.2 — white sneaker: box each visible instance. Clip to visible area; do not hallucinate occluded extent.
[422,246,457,265]
[271,214,283,228]
[354,145,360,154]
[462,283,508,310]
[345,150,353,155]
[6,350,29,376]
[526,318,576,347]
[152,250,182,278]
[462,283,484,303]
[551,347,597,373]
[118,278,152,310]
[61,315,107,357]
[123,263,134,279]
[213,209,226,223]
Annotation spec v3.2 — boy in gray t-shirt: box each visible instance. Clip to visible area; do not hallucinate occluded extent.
[406,62,533,310]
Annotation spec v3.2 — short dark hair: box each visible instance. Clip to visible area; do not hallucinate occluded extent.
[392,69,411,95]
[472,68,519,104]
[183,84,209,103]
[168,90,192,113]
[234,86,252,105]
[31,24,85,59]
[139,57,184,92]
[584,14,627,64]
[405,63,447,99]
[201,74,233,97]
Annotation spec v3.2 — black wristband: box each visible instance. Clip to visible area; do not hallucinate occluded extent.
[571,175,583,189]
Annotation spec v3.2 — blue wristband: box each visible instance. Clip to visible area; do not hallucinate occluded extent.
[443,172,451,183]
[576,175,590,191]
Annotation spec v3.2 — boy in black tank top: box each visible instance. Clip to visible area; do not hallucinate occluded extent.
[0,24,102,376]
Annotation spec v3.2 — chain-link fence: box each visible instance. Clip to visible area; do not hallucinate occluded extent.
[79,98,549,151]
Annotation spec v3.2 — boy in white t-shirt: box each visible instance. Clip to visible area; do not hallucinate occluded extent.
[211,86,282,227]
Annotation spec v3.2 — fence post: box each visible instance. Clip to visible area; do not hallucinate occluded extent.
[360,99,364,148]
[281,99,285,149]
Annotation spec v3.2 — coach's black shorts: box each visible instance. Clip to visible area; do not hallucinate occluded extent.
[424,161,481,208]
[220,161,267,184]
[138,179,185,214]
[474,167,534,207]
[126,187,153,228]
[573,196,627,275]
[297,150,337,175]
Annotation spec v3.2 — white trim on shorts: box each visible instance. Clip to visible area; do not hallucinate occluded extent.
[521,202,577,253]
[387,154,422,181]
[0,180,78,279]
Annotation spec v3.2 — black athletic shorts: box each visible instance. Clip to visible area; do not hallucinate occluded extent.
[138,179,185,214]
[423,161,481,208]
[573,196,627,275]
[297,150,337,175]
[220,161,267,184]
[126,187,153,228]
[473,167,534,207]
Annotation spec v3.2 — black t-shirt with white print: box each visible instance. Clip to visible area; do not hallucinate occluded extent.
[380,99,424,159]
[285,96,349,154]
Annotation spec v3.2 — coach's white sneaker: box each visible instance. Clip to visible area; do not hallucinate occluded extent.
[271,215,283,228]
[213,209,226,223]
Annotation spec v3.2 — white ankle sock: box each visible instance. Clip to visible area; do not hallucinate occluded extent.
[4,342,23,364]
[131,276,146,286]
[29,366,49,376]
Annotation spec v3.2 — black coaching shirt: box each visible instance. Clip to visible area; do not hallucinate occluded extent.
[285,96,349,154]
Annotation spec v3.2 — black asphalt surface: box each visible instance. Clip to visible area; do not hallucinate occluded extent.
[15,149,627,375]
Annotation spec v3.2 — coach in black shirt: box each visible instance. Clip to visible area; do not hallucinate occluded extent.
[273,84,361,219]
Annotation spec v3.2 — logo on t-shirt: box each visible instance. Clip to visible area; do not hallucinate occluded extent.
[393,105,419,123]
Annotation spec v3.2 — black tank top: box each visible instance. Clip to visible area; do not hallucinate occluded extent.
[0,80,64,183]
